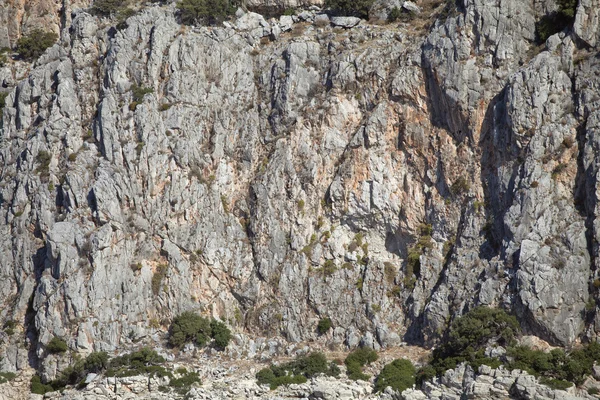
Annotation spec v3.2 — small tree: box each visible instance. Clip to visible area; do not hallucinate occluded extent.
[177,0,239,25]
[168,312,211,348]
[16,29,58,60]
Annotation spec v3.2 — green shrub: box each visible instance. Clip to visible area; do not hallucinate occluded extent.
[317,317,332,335]
[36,150,52,176]
[255,352,338,389]
[344,347,378,381]
[169,371,201,394]
[387,6,402,22]
[588,387,599,395]
[90,0,126,16]
[535,0,577,43]
[3,320,16,336]
[425,307,520,377]
[177,0,239,25]
[169,312,232,349]
[131,84,154,103]
[0,92,8,110]
[46,337,68,354]
[152,264,168,295]
[15,29,57,60]
[539,377,573,390]
[106,347,169,378]
[325,0,374,18]
[168,312,211,348]
[450,176,470,195]
[375,358,416,393]
[30,375,54,395]
[84,352,109,373]
[0,372,16,384]
[210,319,232,350]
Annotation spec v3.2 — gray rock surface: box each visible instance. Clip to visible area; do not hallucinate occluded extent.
[0,1,599,398]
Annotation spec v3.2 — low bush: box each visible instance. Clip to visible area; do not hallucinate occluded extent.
[210,319,232,349]
[0,372,16,384]
[256,352,339,389]
[324,0,374,18]
[0,92,8,110]
[345,347,378,381]
[169,371,201,394]
[168,312,232,349]
[317,317,332,335]
[36,150,51,177]
[535,0,577,43]
[375,358,416,393]
[46,337,68,354]
[177,0,239,25]
[30,375,54,395]
[416,306,600,391]
[15,29,57,60]
[106,347,170,378]
[420,306,520,379]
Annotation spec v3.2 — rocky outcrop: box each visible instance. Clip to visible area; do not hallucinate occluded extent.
[404,363,594,400]
[0,0,600,393]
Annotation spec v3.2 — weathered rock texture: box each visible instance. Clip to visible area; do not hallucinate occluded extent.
[0,0,600,392]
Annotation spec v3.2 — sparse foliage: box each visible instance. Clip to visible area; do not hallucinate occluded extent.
[325,0,374,18]
[16,29,57,60]
[177,0,239,25]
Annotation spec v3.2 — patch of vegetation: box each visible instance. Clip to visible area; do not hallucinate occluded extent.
[0,92,8,110]
[15,29,57,60]
[0,372,16,384]
[325,0,374,18]
[46,336,68,354]
[33,351,109,393]
[256,352,339,389]
[30,375,54,395]
[317,317,332,335]
[416,306,600,391]
[374,358,416,393]
[535,0,577,43]
[384,262,396,284]
[152,264,168,295]
[132,84,154,103]
[419,307,520,380]
[344,347,378,381]
[177,0,239,25]
[551,163,568,179]
[451,176,470,196]
[106,347,169,378]
[168,312,232,349]
[507,343,600,387]
[36,150,52,177]
[210,319,232,350]
[405,224,433,289]
[168,371,201,394]
[3,320,16,336]
[91,0,127,16]
[129,84,153,110]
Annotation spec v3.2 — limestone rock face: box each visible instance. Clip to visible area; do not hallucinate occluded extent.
[0,0,599,385]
